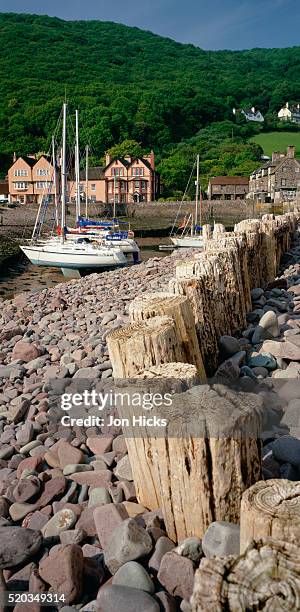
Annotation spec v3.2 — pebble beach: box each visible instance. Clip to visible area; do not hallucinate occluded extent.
[1,234,300,610]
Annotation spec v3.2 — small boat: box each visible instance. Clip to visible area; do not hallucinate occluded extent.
[20,103,127,275]
[170,155,204,248]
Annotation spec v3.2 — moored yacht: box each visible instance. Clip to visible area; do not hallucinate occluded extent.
[170,155,204,248]
[20,103,127,275]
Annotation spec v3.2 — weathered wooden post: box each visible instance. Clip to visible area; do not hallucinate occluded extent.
[170,238,250,373]
[129,292,206,381]
[202,224,212,242]
[213,223,226,239]
[191,538,300,611]
[107,369,264,540]
[169,255,221,373]
[106,315,183,378]
[113,363,199,511]
[240,479,300,553]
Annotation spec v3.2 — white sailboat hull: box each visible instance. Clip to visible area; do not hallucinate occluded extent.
[171,236,204,248]
[20,242,126,269]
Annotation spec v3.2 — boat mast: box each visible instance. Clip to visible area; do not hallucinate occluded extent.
[113,175,117,218]
[75,109,81,222]
[61,102,67,244]
[52,135,58,226]
[85,144,89,218]
[195,154,200,232]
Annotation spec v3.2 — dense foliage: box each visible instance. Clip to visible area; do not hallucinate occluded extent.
[0,13,299,192]
[158,122,264,195]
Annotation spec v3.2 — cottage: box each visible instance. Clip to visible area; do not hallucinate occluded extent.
[249,146,300,203]
[278,103,300,124]
[207,176,249,200]
[233,107,264,123]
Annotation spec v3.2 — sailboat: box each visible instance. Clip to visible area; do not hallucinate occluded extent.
[65,124,140,262]
[20,103,127,275]
[170,155,204,248]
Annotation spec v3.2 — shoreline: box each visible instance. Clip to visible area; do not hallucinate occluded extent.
[0,221,300,608]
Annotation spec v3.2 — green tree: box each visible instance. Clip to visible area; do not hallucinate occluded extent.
[107,139,144,159]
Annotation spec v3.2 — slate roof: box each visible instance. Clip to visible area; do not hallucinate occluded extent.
[79,166,105,181]
[209,176,249,185]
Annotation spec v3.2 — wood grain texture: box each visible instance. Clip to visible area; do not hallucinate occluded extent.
[191,538,300,611]
[240,479,300,552]
[129,292,206,381]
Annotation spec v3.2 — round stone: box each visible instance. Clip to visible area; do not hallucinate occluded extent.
[112,561,155,593]
[42,509,77,538]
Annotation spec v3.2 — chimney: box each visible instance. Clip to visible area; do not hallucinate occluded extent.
[148,150,155,170]
[13,152,17,163]
[105,153,111,166]
[287,145,295,159]
[272,151,281,162]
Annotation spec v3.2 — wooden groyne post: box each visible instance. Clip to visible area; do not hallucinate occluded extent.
[107,212,300,541]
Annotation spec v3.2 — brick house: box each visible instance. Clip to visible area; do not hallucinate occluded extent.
[8,154,55,204]
[104,151,160,203]
[249,146,300,203]
[8,151,160,206]
[207,176,249,200]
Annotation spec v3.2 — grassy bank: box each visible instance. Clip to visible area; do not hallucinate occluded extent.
[250,132,300,157]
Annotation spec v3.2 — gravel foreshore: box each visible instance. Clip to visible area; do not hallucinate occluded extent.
[1,238,300,610]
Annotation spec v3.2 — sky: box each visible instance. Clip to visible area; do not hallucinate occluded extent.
[0,0,299,50]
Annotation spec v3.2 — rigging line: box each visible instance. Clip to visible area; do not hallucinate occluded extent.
[170,158,196,237]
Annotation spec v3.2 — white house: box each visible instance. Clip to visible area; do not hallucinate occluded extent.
[278,102,300,124]
[233,107,264,123]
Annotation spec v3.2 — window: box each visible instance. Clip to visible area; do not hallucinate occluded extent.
[135,180,139,188]
[91,195,96,203]
[132,167,144,176]
[120,181,126,191]
[14,182,28,189]
[141,180,147,190]
[281,179,287,186]
[36,181,51,189]
[282,166,288,172]
[112,168,124,176]
[14,169,28,177]
[36,168,50,176]
[91,183,96,191]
